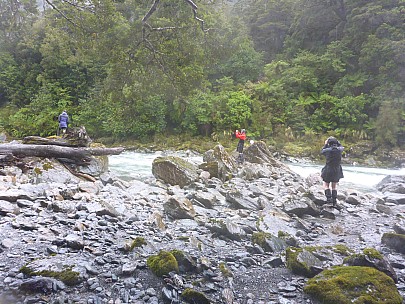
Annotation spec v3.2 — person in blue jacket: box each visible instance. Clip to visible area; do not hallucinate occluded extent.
[58,110,69,136]
[321,136,344,206]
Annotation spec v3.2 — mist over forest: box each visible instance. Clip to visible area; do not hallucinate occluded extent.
[0,0,404,147]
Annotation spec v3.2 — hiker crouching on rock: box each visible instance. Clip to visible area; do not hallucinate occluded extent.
[235,129,246,164]
[321,136,344,207]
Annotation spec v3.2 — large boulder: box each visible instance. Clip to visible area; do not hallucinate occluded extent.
[376,175,405,193]
[344,248,397,283]
[304,266,402,304]
[244,141,287,169]
[200,145,236,181]
[152,156,199,188]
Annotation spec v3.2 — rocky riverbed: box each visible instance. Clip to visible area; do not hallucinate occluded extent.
[0,141,405,304]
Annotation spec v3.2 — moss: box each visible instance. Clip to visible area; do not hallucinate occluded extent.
[170,249,185,261]
[181,288,211,304]
[277,231,290,238]
[20,264,80,286]
[33,167,42,175]
[147,250,179,277]
[177,236,190,241]
[363,248,383,260]
[331,244,353,256]
[129,237,147,251]
[252,231,271,248]
[155,156,196,171]
[42,162,53,171]
[285,247,312,277]
[219,262,233,278]
[304,266,403,304]
[19,265,34,276]
[255,216,264,230]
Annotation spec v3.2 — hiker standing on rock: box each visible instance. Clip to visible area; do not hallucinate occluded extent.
[235,129,246,164]
[58,110,69,136]
[321,136,344,207]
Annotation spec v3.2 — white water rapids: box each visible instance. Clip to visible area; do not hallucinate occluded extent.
[109,151,405,193]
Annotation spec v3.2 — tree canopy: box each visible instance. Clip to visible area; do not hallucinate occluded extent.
[0,0,404,146]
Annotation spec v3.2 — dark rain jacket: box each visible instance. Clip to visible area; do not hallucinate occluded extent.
[321,144,344,182]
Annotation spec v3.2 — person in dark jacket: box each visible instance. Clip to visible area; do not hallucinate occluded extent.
[321,136,344,206]
[58,110,69,136]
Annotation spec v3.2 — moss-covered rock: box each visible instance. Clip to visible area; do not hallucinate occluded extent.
[304,266,403,304]
[252,231,291,252]
[152,156,198,188]
[362,247,383,260]
[330,244,353,256]
[147,250,179,277]
[20,264,80,286]
[129,237,147,251]
[181,288,211,304]
[344,248,398,283]
[286,247,323,278]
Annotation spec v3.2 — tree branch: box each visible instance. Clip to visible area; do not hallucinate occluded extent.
[44,0,77,26]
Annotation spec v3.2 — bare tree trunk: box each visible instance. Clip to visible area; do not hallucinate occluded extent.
[0,143,124,163]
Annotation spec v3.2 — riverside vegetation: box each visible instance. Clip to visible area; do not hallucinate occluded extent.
[0,140,404,303]
[0,0,404,150]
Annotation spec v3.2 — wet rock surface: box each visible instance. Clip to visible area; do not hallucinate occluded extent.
[0,142,404,303]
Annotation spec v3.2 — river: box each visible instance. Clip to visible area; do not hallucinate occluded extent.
[109,151,405,193]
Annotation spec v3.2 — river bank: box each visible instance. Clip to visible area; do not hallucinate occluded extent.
[100,134,405,169]
[1,140,404,303]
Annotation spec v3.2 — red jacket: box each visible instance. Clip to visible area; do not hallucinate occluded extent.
[235,130,246,140]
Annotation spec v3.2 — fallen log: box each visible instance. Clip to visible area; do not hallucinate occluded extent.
[0,143,125,163]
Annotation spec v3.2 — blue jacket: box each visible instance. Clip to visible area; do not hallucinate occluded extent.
[58,112,69,128]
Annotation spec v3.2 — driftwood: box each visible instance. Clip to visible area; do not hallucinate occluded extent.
[0,143,125,164]
[23,126,91,147]
[22,136,83,147]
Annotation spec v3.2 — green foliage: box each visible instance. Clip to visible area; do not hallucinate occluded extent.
[304,266,402,304]
[219,42,263,84]
[182,91,216,135]
[375,101,400,147]
[219,91,252,130]
[8,82,72,137]
[0,0,404,145]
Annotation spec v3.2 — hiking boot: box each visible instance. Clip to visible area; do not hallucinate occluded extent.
[332,190,338,207]
[324,189,332,204]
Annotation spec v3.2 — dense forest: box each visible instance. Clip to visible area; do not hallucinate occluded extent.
[0,0,404,148]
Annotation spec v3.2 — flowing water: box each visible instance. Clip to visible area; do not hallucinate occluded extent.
[109,151,405,193]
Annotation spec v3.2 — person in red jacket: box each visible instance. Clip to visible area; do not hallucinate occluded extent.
[235,129,246,163]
